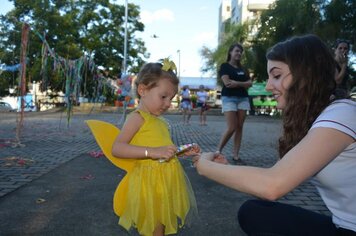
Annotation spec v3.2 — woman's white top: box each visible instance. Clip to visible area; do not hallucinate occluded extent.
[181,89,190,99]
[310,99,356,231]
[197,90,208,103]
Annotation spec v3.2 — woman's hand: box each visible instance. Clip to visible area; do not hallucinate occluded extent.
[336,51,348,66]
[214,152,229,164]
[193,152,229,169]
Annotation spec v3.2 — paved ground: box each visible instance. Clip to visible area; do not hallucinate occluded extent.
[0,108,330,235]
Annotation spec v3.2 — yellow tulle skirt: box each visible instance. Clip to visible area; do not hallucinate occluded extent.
[117,158,197,236]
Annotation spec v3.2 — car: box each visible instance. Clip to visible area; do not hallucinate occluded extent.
[0,101,16,112]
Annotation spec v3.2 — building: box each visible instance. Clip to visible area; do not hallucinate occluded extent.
[218,0,276,41]
[230,0,275,24]
[218,0,232,44]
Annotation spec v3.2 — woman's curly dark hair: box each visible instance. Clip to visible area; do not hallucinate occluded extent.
[266,34,337,158]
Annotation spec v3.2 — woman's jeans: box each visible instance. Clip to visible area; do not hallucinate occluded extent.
[238,199,356,236]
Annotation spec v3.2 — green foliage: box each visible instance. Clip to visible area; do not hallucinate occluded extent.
[0,0,149,98]
[202,0,355,83]
[190,94,197,106]
[200,22,249,84]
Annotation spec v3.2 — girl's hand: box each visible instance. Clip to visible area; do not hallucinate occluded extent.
[149,145,177,161]
[178,143,201,157]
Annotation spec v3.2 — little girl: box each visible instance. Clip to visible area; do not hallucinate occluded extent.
[111,61,197,236]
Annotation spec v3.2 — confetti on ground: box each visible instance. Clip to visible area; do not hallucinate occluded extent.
[88,151,104,158]
[80,174,95,180]
[0,139,16,148]
[0,156,35,167]
[36,198,46,204]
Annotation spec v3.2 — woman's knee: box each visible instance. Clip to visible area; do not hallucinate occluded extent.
[238,200,256,226]
[238,199,277,233]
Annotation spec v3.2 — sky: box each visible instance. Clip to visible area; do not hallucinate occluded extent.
[0,0,221,77]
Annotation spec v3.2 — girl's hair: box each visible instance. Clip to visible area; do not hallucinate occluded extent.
[266,34,336,157]
[135,62,179,98]
[226,43,243,65]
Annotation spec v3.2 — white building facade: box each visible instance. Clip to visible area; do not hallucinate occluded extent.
[218,0,276,41]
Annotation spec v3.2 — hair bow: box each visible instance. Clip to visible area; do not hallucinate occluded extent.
[161,58,177,73]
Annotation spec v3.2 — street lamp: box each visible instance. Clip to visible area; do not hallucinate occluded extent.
[177,49,181,78]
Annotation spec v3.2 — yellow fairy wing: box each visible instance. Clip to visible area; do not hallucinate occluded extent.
[85,120,135,172]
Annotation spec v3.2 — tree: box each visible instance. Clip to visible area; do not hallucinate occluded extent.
[200,20,249,85]
[0,0,148,98]
[251,0,326,79]
[318,0,356,49]
[202,0,355,83]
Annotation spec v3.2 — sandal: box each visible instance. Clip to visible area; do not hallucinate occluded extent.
[232,157,244,164]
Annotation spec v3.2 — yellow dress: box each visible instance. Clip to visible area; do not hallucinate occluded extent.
[89,110,197,236]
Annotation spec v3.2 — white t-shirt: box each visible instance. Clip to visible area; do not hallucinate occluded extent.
[197,90,208,103]
[310,99,356,231]
[181,89,190,99]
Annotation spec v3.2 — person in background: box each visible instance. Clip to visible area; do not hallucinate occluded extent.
[194,34,356,235]
[334,39,351,98]
[180,85,192,124]
[111,61,197,236]
[248,74,257,115]
[196,85,209,126]
[216,43,252,163]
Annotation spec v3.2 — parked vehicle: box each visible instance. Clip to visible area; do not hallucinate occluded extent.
[0,102,16,112]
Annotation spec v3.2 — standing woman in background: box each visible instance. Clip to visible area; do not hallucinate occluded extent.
[217,43,252,163]
[180,85,192,125]
[334,39,350,98]
[196,85,209,126]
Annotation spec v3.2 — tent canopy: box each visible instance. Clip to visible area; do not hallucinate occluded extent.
[179,77,218,90]
[248,82,272,96]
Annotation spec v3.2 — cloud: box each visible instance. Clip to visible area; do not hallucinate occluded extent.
[140,9,175,25]
[192,32,217,46]
[199,6,209,11]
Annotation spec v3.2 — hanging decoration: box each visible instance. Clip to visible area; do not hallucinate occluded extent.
[7,18,122,139]
[0,63,21,72]
[36,30,105,124]
[117,73,134,125]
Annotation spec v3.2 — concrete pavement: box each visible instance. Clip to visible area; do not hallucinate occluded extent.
[0,109,330,235]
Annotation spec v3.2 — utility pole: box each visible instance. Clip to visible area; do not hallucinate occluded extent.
[123,0,128,74]
[177,49,181,78]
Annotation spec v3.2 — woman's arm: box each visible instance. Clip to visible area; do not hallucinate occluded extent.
[230,79,252,89]
[222,74,252,89]
[111,112,177,160]
[196,127,353,200]
[335,64,347,85]
[335,54,348,84]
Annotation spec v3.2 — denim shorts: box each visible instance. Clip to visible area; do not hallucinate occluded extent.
[181,100,192,110]
[221,96,250,113]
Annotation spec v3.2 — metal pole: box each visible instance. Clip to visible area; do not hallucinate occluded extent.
[177,49,180,78]
[123,0,128,74]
